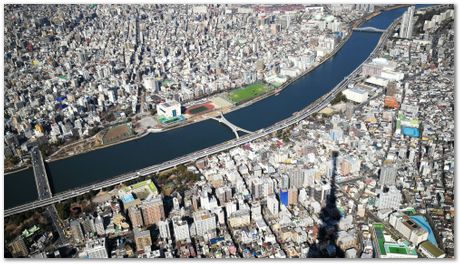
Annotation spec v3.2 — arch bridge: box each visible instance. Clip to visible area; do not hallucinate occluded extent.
[210,112,252,139]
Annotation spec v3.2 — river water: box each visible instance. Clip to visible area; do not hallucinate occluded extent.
[5,6,422,209]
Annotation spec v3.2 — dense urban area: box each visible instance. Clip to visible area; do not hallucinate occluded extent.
[4,4,455,259]
[4,3,368,167]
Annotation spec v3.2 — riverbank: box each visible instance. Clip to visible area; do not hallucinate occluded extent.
[5,5,412,211]
[6,7,389,170]
[43,14,373,163]
[44,127,154,163]
[4,165,31,175]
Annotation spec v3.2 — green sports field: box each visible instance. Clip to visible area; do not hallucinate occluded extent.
[228,82,268,104]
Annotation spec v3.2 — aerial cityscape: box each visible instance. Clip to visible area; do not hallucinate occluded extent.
[3,3,455,259]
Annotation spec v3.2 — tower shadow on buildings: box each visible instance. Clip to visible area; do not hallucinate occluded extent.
[307,151,345,258]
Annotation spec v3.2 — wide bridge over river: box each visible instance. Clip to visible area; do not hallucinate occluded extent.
[352,26,386,33]
[4,4,450,217]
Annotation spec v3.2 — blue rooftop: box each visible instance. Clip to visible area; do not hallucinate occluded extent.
[401,126,420,138]
[121,194,135,204]
[410,215,437,246]
[210,237,224,245]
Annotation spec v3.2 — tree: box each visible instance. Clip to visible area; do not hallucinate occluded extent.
[331,92,347,105]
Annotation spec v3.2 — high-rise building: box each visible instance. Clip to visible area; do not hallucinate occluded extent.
[158,220,171,240]
[251,178,263,200]
[173,218,190,241]
[340,158,351,175]
[321,183,331,203]
[215,187,226,205]
[288,168,304,188]
[262,177,274,197]
[225,200,237,217]
[84,238,108,258]
[303,168,316,187]
[400,6,416,39]
[266,194,279,216]
[128,206,144,228]
[82,217,96,236]
[140,196,165,227]
[216,186,233,205]
[251,201,262,220]
[288,187,298,206]
[200,190,210,210]
[380,161,397,186]
[95,215,105,236]
[133,229,152,254]
[212,207,226,225]
[378,186,402,210]
[193,210,217,237]
[70,220,85,243]
[281,174,290,190]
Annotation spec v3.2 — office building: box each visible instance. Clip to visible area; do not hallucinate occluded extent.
[279,189,289,206]
[225,200,237,217]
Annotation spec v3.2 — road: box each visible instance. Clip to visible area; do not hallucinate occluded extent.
[31,147,52,199]
[4,11,400,218]
[31,147,69,246]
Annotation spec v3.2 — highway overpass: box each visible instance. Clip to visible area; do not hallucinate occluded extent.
[4,11,399,218]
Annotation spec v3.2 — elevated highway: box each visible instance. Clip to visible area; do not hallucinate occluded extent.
[4,9,400,218]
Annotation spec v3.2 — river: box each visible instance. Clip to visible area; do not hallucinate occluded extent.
[4,5,426,209]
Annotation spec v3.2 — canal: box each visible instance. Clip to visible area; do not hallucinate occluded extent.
[4,5,422,209]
